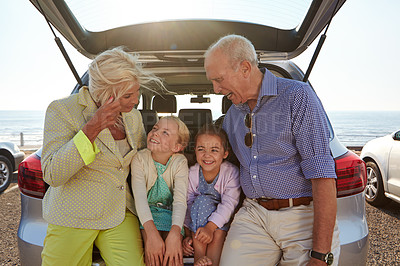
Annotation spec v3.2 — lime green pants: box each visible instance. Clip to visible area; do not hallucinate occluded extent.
[41,211,144,266]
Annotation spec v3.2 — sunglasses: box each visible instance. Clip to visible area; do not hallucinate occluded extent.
[244,113,253,147]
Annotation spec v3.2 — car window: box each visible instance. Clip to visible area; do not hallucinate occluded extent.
[176,95,224,120]
[153,94,223,120]
[65,0,313,32]
[137,94,143,110]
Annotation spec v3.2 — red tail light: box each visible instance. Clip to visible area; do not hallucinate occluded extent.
[18,154,45,199]
[335,151,367,197]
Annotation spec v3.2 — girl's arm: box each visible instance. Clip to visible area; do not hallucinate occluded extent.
[184,167,199,228]
[142,221,165,266]
[171,157,189,228]
[164,157,189,265]
[131,154,153,224]
[194,221,218,244]
[164,225,183,266]
[132,154,166,265]
[208,165,241,228]
[182,226,194,256]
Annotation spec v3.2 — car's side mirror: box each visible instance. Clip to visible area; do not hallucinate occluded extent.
[393,131,400,141]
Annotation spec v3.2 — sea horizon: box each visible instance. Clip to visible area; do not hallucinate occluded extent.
[1,109,399,148]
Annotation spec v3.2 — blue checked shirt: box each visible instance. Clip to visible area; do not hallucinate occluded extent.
[223,68,336,199]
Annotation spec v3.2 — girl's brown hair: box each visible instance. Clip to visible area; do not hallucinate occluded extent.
[194,124,230,152]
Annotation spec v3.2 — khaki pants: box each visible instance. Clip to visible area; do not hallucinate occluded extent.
[220,198,340,266]
[41,210,144,266]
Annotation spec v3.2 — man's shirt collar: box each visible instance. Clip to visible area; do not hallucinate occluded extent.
[236,67,278,111]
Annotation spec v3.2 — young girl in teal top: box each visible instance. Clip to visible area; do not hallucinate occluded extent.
[131,116,190,266]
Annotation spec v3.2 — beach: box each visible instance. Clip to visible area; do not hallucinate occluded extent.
[19,145,40,158]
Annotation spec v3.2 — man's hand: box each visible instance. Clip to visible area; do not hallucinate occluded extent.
[82,97,122,142]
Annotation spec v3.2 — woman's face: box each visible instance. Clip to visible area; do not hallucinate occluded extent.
[118,82,140,113]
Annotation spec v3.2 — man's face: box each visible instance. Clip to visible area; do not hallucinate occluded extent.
[204,49,246,105]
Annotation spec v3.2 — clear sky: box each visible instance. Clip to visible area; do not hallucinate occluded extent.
[1,0,399,111]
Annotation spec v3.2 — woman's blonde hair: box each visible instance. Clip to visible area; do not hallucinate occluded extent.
[88,46,166,130]
[160,116,190,151]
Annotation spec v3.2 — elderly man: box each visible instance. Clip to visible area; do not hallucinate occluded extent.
[204,34,340,266]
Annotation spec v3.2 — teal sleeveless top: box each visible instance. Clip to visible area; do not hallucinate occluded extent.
[140,159,173,232]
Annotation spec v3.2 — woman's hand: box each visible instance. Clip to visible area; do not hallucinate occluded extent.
[195,222,217,245]
[163,225,183,266]
[82,97,122,142]
[143,221,165,266]
[182,236,194,256]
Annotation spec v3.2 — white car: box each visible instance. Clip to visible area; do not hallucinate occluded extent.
[361,130,400,206]
[0,141,24,193]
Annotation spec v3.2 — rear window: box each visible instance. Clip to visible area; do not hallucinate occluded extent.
[155,94,224,120]
[65,0,313,32]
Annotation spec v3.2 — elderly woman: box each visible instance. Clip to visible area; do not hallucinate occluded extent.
[40,47,163,265]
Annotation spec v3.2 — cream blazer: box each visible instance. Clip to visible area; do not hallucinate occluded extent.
[41,86,146,230]
[131,148,189,228]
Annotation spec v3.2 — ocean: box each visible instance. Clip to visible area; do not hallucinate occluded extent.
[0,110,399,148]
[0,110,46,147]
[328,111,400,147]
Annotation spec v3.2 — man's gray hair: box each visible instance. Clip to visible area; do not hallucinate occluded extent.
[204,34,258,69]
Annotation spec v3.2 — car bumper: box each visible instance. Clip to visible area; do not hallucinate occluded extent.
[13,151,25,170]
[338,235,369,265]
[337,193,369,265]
[17,193,47,266]
[18,192,369,265]
[17,192,106,266]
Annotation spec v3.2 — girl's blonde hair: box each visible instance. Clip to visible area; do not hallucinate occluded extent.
[88,46,166,130]
[160,116,190,151]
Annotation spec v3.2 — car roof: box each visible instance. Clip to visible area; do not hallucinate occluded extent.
[30,0,345,62]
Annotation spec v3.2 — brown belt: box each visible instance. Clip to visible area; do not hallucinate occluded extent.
[254,197,313,210]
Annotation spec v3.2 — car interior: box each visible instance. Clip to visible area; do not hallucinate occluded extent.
[140,93,225,166]
[72,62,295,167]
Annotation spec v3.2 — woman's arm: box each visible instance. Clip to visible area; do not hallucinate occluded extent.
[41,100,90,187]
[42,96,123,187]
